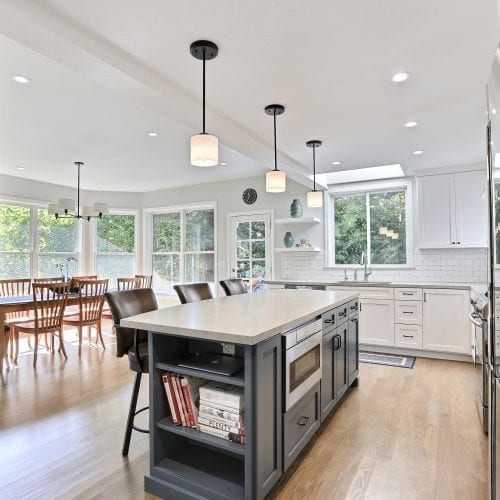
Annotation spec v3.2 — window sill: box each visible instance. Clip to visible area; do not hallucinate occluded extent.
[324,265,416,270]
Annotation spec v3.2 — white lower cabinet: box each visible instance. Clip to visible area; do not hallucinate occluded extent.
[395,324,423,349]
[422,288,470,354]
[359,299,395,347]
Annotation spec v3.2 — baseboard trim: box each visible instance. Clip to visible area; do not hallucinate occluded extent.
[359,344,472,363]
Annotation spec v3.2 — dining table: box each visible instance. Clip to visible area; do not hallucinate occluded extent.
[0,293,82,370]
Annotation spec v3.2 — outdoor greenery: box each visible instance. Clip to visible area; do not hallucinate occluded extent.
[37,209,75,253]
[334,190,406,265]
[97,214,135,252]
[236,221,266,279]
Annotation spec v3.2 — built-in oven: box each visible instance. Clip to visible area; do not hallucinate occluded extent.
[282,317,322,411]
[470,293,489,433]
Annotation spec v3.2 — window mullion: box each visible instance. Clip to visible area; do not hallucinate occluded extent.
[366,193,371,265]
[180,210,186,283]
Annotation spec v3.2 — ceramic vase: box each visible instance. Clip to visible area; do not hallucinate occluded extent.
[290,199,303,218]
[283,232,294,248]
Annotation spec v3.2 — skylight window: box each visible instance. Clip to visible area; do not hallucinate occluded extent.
[315,164,405,186]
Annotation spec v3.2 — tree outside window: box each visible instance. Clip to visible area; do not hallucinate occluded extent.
[333,190,407,265]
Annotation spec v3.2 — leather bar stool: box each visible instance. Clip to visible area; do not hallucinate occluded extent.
[104,287,158,456]
[173,282,213,304]
[219,278,248,296]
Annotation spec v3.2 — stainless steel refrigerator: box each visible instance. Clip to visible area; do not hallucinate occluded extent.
[487,47,500,500]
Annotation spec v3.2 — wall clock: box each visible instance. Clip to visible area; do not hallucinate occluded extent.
[242,188,258,205]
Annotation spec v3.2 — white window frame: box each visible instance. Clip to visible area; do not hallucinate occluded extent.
[91,209,139,282]
[144,201,217,294]
[0,196,82,278]
[325,179,414,268]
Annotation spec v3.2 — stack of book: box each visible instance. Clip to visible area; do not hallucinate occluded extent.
[198,381,245,444]
[162,372,205,428]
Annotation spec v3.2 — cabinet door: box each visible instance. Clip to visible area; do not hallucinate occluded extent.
[334,325,348,400]
[453,170,488,248]
[359,299,395,346]
[347,316,359,385]
[422,289,470,354]
[417,175,454,248]
[320,330,336,422]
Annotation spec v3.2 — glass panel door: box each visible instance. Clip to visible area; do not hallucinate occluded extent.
[229,213,271,292]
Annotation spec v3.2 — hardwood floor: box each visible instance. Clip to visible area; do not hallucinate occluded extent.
[0,324,487,500]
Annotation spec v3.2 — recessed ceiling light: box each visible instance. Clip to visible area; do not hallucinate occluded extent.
[219,162,228,165]
[405,121,419,128]
[412,150,424,155]
[331,161,341,166]
[493,109,497,115]
[17,167,25,170]
[148,132,158,137]
[392,72,410,83]
[12,75,30,84]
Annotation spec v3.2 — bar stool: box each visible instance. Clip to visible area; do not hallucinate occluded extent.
[219,279,248,296]
[173,283,213,304]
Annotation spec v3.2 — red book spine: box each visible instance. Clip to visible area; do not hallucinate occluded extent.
[174,375,189,427]
[166,373,181,425]
[181,377,195,427]
[171,374,186,426]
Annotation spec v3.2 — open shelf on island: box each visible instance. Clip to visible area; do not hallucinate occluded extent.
[275,216,320,225]
[157,417,245,456]
[275,247,321,253]
[152,444,245,500]
[156,361,245,387]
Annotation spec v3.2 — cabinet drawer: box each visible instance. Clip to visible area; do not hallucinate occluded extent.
[395,300,422,325]
[395,288,422,301]
[336,304,349,326]
[495,292,500,304]
[395,324,423,349]
[326,286,393,300]
[348,299,359,318]
[283,383,320,471]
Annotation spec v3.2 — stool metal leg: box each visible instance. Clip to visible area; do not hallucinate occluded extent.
[122,372,142,456]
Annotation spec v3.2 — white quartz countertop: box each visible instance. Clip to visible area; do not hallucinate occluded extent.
[266,279,479,291]
[121,289,358,345]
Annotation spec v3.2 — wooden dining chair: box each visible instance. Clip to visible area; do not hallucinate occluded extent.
[33,277,64,283]
[173,283,213,304]
[0,278,32,361]
[117,277,142,291]
[10,282,70,366]
[63,279,109,355]
[135,275,153,288]
[71,275,97,281]
[220,278,248,296]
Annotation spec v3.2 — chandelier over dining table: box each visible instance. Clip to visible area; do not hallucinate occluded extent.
[48,161,109,220]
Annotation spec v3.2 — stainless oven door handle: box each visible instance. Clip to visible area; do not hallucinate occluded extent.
[468,311,483,327]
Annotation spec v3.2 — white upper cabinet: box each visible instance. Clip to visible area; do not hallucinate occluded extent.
[417,170,487,248]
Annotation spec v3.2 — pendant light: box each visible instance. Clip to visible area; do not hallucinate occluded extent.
[48,162,109,221]
[265,104,286,193]
[190,40,219,167]
[306,140,323,208]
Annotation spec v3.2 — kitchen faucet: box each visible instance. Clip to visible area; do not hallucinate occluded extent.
[360,251,372,281]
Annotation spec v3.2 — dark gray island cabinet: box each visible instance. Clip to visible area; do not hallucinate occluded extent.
[121,289,359,500]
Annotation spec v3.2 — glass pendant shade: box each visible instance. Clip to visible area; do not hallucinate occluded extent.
[93,202,109,215]
[190,133,219,167]
[58,198,75,213]
[307,190,323,208]
[266,170,286,193]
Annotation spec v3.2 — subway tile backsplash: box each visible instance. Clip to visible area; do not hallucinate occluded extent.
[279,248,489,284]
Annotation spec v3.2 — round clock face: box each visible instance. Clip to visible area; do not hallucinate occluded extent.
[243,188,257,205]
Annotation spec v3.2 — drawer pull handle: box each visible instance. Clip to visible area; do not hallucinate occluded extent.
[402,292,413,296]
[402,335,414,338]
[402,311,413,314]
[339,310,347,317]
[297,416,310,426]
[324,319,333,324]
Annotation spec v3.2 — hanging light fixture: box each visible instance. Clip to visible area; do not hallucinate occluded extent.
[264,104,286,192]
[190,40,219,167]
[306,140,323,208]
[48,162,109,221]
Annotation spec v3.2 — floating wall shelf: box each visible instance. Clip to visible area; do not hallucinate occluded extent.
[274,217,320,225]
[275,247,321,253]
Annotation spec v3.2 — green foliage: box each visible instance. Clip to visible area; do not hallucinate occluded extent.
[153,213,181,252]
[334,195,367,264]
[0,205,30,251]
[185,209,214,252]
[334,191,406,265]
[38,209,75,252]
[97,214,135,253]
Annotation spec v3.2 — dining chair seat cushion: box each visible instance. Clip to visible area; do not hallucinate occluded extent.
[127,341,149,373]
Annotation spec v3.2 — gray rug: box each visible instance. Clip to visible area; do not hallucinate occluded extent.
[359,351,415,369]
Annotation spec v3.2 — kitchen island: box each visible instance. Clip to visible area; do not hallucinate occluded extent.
[122,289,359,500]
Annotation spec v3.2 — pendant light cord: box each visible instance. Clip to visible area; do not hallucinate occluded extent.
[202,49,206,134]
[313,144,316,191]
[76,162,81,218]
[273,111,278,171]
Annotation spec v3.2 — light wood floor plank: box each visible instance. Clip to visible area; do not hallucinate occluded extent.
[0,324,487,499]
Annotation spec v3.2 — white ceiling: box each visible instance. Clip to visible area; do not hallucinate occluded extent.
[0,0,497,191]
